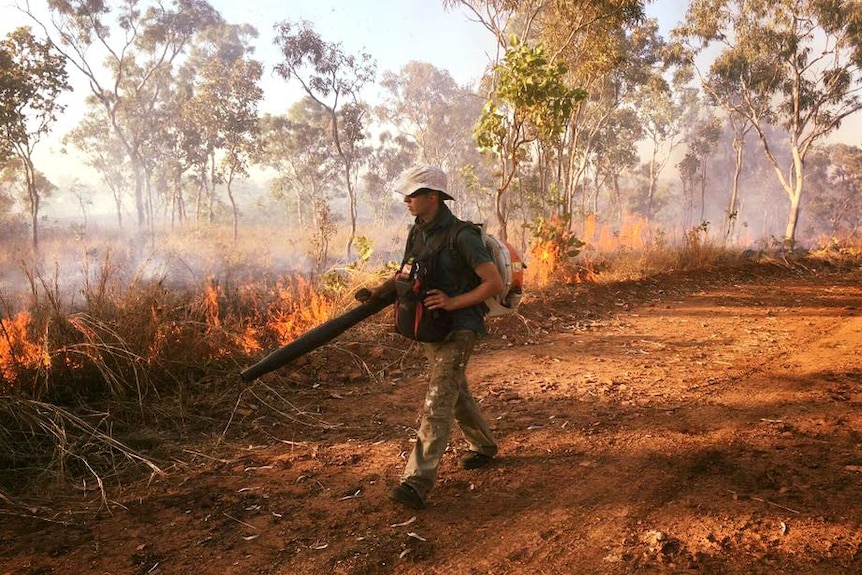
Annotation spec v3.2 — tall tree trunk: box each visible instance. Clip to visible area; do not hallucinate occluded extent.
[495,153,512,241]
[227,171,239,241]
[725,138,744,245]
[208,154,217,224]
[132,158,145,227]
[784,155,804,249]
[611,173,622,224]
[699,160,707,223]
[115,193,123,229]
[26,166,39,251]
[646,144,658,222]
[328,108,357,259]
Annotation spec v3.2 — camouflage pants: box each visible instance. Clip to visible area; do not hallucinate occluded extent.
[401,330,498,501]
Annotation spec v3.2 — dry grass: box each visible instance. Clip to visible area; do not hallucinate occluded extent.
[0,396,163,508]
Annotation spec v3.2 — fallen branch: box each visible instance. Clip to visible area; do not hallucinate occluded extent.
[726,489,800,514]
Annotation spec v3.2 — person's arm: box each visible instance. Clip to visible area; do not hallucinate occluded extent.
[356,276,397,302]
[371,276,396,299]
[423,261,503,311]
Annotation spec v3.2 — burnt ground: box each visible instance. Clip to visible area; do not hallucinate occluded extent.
[2,253,862,575]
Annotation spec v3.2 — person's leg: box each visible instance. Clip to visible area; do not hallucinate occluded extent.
[451,332,497,470]
[454,386,497,457]
[398,331,474,500]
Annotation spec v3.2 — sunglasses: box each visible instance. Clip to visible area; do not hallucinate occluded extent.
[406,188,435,199]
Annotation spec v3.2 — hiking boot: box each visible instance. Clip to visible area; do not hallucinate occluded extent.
[388,483,425,509]
[460,451,494,470]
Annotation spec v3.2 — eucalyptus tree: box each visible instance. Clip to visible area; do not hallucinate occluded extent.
[589,107,643,223]
[567,19,658,225]
[273,19,376,259]
[378,61,482,166]
[64,108,130,227]
[0,159,56,240]
[173,65,218,224]
[444,0,647,234]
[218,55,262,241]
[258,101,340,225]
[721,112,754,243]
[174,23,261,238]
[630,71,691,223]
[444,0,551,240]
[21,0,222,228]
[678,108,722,229]
[676,0,862,247]
[149,91,191,226]
[475,39,582,240]
[0,169,21,239]
[535,2,648,228]
[0,46,11,164]
[0,27,69,250]
[361,131,418,226]
[258,99,342,274]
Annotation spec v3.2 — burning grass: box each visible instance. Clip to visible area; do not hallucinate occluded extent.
[525,216,743,289]
[0,219,748,397]
[0,311,49,386]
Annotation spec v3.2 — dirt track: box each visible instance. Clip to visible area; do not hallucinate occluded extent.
[2,257,862,574]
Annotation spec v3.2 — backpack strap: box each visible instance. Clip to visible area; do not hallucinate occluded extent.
[445,220,482,290]
[445,220,473,251]
[406,223,453,261]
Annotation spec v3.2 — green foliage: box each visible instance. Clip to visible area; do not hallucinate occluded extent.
[352,236,374,266]
[0,27,70,140]
[0,27,70,248]
[383,260,401,273]
[321,269,348,292]
[475,39,585,154]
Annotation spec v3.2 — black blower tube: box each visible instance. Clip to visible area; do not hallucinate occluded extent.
[239,291,396,382]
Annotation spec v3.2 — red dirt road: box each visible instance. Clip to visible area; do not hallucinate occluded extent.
[2,256,862,574]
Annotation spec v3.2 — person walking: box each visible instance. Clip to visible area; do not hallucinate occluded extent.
[363,164,504,510]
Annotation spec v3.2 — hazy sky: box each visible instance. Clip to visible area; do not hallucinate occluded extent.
[0,0,679,113]
[209,0,681,115]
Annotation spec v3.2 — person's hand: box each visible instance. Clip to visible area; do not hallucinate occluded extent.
[424,289,453,311]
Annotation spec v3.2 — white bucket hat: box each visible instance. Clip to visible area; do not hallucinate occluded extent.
[393,164,455,201]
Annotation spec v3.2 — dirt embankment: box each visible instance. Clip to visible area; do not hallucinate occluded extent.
[2,256,862,575]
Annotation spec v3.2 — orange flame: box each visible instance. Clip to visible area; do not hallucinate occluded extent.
[524,213,652,288]
[586,213,648,251]
[0,311,49,384]
[235,324,262,355]
[269,276,335,344]
[526,241,557,288]
[202,279,221,327]
[584,213,598,244]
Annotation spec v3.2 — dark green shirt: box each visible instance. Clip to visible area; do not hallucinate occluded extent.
[403,205,493,335]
